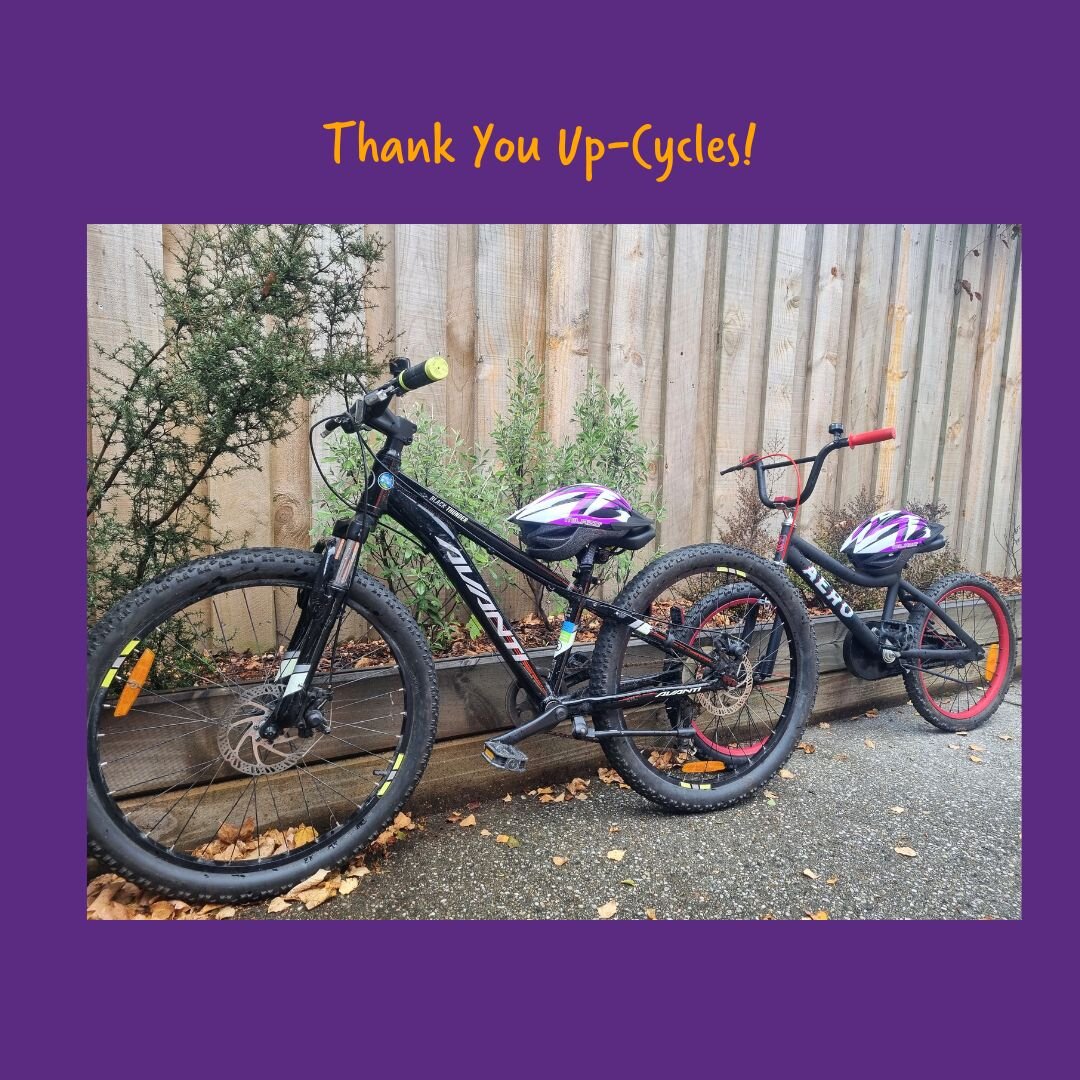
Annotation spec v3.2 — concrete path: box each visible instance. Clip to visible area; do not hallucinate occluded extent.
[240,682,1022,921]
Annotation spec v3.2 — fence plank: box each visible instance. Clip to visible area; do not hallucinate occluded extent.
[985,256,1023,574]
[395,223,448,427]
[710,224,775,533]
[959,229,1019,567]
[875,223,931,507]
[445,224,478,443]
[936,224,992,542]
[799,223,854,533]
[902,224,961,506]
[837,224,897,504]
[543,224,592,444]
[760,223,808,459]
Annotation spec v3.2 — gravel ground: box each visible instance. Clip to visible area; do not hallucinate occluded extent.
[239,682,1022,921]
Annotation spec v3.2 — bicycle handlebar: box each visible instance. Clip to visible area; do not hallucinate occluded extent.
[323,356,449,436]
[720,423,896,510]
[848,426,895,448]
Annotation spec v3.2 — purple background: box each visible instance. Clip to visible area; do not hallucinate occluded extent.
[10,1,1062,1073]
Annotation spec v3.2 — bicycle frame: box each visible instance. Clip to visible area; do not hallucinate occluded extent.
[301,441,738,749]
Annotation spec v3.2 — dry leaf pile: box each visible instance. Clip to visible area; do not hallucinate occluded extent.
[88,811,420,921]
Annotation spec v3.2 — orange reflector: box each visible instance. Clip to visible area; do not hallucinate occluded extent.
[681,760,727,773]
[113,649,156,717]
[983,643,999,683]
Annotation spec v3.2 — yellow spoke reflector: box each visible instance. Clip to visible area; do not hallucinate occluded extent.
[681,760,727,773]
[113,649,156,717]
[983,643,1000,683]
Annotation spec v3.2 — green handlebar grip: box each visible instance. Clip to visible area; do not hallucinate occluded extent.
[398,356,449,391]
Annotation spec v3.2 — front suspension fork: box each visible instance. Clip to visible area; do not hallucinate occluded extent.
[258,519,370,739]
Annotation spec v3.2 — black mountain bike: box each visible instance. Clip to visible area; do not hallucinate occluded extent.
[88,358,818,902]
[713,423,1016,750]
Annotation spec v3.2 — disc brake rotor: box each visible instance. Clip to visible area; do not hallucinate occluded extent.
[217,684,309,775]
[683,648,754,717]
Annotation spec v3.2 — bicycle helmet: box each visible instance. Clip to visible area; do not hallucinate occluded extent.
[840,510,945,573]
[509,484,656,561]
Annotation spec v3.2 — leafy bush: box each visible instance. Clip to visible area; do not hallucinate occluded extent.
[316,412,507,650]
[88,224,386,622]
[317,356,664,640]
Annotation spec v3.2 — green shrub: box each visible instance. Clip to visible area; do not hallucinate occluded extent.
[88,224,386,622]
[317,356,664,640]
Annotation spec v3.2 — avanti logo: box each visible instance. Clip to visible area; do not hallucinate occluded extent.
[436,537,528,661]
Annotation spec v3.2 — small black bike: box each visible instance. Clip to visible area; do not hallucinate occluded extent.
[88,358,818,902]
[710,422,1016,757]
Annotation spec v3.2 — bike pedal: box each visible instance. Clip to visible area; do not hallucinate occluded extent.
[482,739,528,772]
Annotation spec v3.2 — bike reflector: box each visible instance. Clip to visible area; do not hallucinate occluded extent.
[983,643,999,683]
[113,648,156,717]
[681,760,727,773]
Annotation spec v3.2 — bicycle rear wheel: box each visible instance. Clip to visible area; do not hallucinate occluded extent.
[902,572,1017,731]
[87,548,437,903]
[589,545,817,811]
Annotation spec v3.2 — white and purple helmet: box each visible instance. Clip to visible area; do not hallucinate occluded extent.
[509,485,655,561]
[840,510,944,572]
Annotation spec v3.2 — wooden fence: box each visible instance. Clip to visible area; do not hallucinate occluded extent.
[87,224,1022,574]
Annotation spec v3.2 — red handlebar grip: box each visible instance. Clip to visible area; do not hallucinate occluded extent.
[848,426,896,448]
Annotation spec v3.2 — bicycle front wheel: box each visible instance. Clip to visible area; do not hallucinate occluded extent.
[589,544,817,811]
[87,548,438,903]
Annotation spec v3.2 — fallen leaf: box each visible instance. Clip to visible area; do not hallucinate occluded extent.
[445,811,462,823]
[890,806,906,814]
[864,739,876,749]
[302,887,332,911]
[503,794,513,802]
[969,744,986,752]
[285,868,329,898]
[267,896,289,914]
[480,829,492,837]
[779,768,795,780]
[619,878,636,887]
[215,906,237,919]
[948,743,962,750]
[149,901,174,920]
[645,908,658,920]
[496,834,510,843]
[216,822,240,844]
[552,856,568,867]
[458,814,477,828]
[344,864,371,880]
[760,912,776,920]
[338,877,359,896]
[970,755,983,764]
[865,709,879,717]
[466,801,481,811]
[608,825,621,835]
[826,876,839,886]
[819,721,831,729]
[597,900,618,920]
[809,910,830,920]
[894,846,918,858]
[998,734,1013,742]
[294,824,317,847]
[763,789,778,801]
[802,868,819,880]
[607,849,626,862]
[536,786,555,796]
[798,741,816,755]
